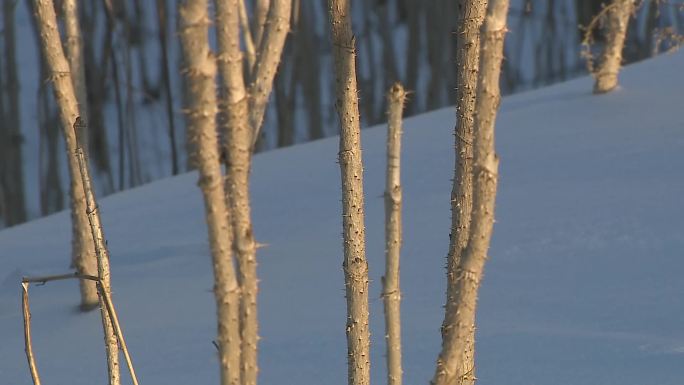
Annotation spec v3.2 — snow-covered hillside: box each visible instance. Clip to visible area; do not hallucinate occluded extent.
[1,51,683,385]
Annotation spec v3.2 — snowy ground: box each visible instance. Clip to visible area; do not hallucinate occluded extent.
[1,51,683,385]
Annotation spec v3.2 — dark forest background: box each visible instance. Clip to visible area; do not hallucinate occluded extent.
[0,0,682,227]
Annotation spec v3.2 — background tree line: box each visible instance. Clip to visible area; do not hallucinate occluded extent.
[0,0,682,228]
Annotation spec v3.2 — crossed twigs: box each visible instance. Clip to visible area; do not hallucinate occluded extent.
[20,272,140,385]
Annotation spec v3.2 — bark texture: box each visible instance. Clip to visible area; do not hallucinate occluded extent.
[58,0,100,309]
[73,118,120,385]
[32,1,98,313]
[252,0,270,49]
[328,1,371,385]
[431,1,507,385]
[249,0,291,146]
[436,0,488,384]
[178,2,241,385]
[214,1,259,385]
[593,0,634,93]
[383,83,406,385]
[62,0,89,148]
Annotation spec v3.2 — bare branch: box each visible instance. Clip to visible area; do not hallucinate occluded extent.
[432,1,507,384]
[96,282,140,385]
[252,0,270,48]
[73,116,121,385]
[178,2,242,385]
[32,0,99,312]
[328,1,371,385]
[21,283,42,385]
[383,83,406,385]
[22,272,100,284]
[215,1,259,383]
[249,0,292,147]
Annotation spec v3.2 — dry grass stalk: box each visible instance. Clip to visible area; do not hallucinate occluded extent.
[21,282,41,385]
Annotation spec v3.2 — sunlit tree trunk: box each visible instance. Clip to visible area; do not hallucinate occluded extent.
[328,1,371,385]
[434,0,487,384]
[593,0,634,93]
[214,1,258,384]
[178,2,241,385]
[26,0,64,216]
[248,0,292,147]
[60,0,100,309]
[32,1,120,382]
[62,0,89,149]
[252,0,270,49]
[431,0,508,384]
[383,83,406,385]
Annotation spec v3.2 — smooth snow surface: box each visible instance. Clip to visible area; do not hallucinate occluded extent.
[2,52,683,385]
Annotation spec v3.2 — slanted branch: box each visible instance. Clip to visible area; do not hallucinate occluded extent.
[20,272,140,385]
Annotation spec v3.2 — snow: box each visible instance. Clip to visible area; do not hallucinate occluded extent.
[2,50,684,385]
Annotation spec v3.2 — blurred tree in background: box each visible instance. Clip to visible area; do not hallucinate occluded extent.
[0,0,682,227]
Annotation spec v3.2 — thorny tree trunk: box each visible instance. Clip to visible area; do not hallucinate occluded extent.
[593,0,634,93]
[62,0,89,153]
[26,0,64,216]
[433,0,487,384]
[178,2,241,385]
[214,1,259,384]
[2,0,27,226]
[328,1,371,385]
[32,0,100,313]
[73,118,122,385]
[431,0,507,384]
[383,83,406,385]
[31,1,120,382]
[60,0,100,309]
[249,0,292,147]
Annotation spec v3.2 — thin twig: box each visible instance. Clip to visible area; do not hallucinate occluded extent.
[21,272,140,385]
[96,282,140,385]
[22,272,100,285]
[73,116,121,385]
[21,282,42,385]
